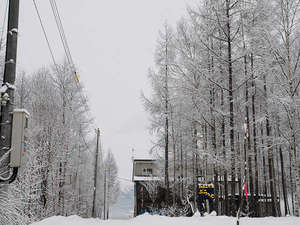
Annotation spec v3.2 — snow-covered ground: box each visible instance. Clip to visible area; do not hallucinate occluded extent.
[31,213,299,225]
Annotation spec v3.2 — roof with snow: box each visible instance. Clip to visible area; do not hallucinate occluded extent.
[133,158,156,162]
[133,176,160,182]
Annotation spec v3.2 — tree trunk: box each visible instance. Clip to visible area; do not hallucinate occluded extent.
[164,42,170,203]
[180,121,184,200]
[226,0,236,215]
[250,53,259,216]
[221,90,228,215]
[263,75,278,217]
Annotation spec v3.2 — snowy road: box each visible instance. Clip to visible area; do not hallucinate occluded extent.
[32,214,299,225]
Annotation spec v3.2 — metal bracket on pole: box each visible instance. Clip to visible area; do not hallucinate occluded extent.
[0,147,18,183]
[0,167,18,183]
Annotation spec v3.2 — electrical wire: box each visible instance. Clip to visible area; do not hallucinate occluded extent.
[49,0,77,81]
[49,0,72,63]
[52,0,73,66]
[48,0,96,129]
[32,0,90,150]
[32,0,59,72]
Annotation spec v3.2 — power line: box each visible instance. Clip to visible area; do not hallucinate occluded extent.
[32,0,59,71]
[50,0,73,64]
[32,0,91,150]
[52,0,73,66]
[48,0,97,133]
[49,0,78,82]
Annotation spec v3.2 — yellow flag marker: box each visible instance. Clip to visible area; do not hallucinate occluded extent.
[74,71,80,83]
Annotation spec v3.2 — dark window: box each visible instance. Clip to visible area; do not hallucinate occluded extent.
[143,168,152,175]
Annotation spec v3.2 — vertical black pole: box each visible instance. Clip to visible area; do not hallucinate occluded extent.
[92,128,100,217]
[103,169,106,220]
[0,0,20,180]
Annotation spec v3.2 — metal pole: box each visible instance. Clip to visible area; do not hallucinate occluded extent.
[0,0,20,182]
[92,128,100,217]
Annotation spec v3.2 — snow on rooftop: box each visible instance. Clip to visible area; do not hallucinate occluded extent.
[14,108,30,115]
[133,176,160,181]
[133,157,156,161]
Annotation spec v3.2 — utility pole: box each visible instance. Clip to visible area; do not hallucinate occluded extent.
[0,0,20,182]
[92,128,100,218]
[103,168,106,220]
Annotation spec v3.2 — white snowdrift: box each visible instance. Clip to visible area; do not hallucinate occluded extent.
[31,214,299,225]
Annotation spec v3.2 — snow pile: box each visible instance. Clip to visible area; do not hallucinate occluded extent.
[31,214,299,225]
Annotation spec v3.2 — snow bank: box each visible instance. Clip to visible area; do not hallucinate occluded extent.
[31,214,299,225]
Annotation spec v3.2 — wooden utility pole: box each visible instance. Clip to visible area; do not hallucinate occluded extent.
[103,168,106,220]
[0,0,20,183]
[92,128,100,218]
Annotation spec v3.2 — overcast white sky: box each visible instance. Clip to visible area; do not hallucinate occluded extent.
[9,0,190,180]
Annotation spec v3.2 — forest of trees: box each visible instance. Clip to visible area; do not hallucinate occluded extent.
[143,0,300,217]
[0,60,120,224]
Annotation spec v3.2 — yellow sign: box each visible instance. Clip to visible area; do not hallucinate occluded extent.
[198,184,215,199]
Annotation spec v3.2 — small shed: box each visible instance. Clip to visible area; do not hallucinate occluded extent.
[132,159,159,216]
